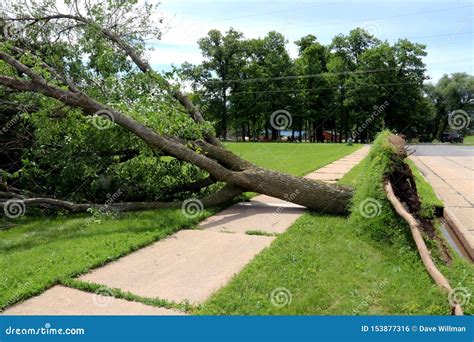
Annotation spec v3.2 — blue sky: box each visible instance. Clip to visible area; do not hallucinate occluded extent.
[149,0,473,83]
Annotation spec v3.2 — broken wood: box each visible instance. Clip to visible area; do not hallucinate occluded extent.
[384,181,463,315]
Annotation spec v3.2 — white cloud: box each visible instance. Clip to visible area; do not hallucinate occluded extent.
[147,0,472,80]
[147,46,203,67]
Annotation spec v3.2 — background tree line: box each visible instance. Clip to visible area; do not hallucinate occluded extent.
[180,28,473,142]
[0,18,472,209]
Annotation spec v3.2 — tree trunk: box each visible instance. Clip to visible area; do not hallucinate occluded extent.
[0,27,355,217]
[316,124,324,143]
[234,167,352,214]
[221,87,227,140]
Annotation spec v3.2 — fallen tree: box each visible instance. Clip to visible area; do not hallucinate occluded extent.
[347,132,471,315]
[382,135,463,314]
[385,181,463,315]
[0,0,352,215]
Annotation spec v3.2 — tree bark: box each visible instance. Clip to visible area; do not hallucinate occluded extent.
[0,21,354,215]
[1,184,244,213]
[221,86,227,140]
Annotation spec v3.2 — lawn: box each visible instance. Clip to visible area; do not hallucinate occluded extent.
[197,133,474,315]
[3,139,472,315]
[0,210,211,310]
[226,142,361,176]
[463,135,474,145]
[0,143,360,311]
[197,213,450,314]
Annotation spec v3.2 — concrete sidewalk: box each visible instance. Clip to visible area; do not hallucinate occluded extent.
[3,145,370,315]
[410,154,474,259]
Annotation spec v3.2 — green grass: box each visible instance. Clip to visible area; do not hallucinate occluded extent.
[0,142,360,311]
[197,132,474,315]
[3,138,472,315]
[463,135,474,145]
[339,154,443,219]
[338,156,367,187]
[62,278,192,312]
[406,159,443,219]
[0,209,211,310]
[245,230,279,237]
[197,213,450,315]
[406,161,474,302]
[226,143,361,176]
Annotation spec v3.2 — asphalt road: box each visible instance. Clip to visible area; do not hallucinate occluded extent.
[408,144,474,156]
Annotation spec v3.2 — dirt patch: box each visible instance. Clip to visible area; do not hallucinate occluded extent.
[388,134,406,155]
[385,135,452,264]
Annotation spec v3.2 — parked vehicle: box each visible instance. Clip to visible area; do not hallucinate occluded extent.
[440,132,464,143]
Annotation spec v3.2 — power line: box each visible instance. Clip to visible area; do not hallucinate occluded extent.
[163,2,343,33]
[203,66,404,85]
[229,80,423,96]
[207,2,344,23]
[198,56,471,86]
[382,31,472,43]
[292,4,473,30]
[161,3,472,44]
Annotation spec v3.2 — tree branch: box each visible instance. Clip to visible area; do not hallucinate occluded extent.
[6,13,221,146]
[0,52,234,181]
[0,184,243,213]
